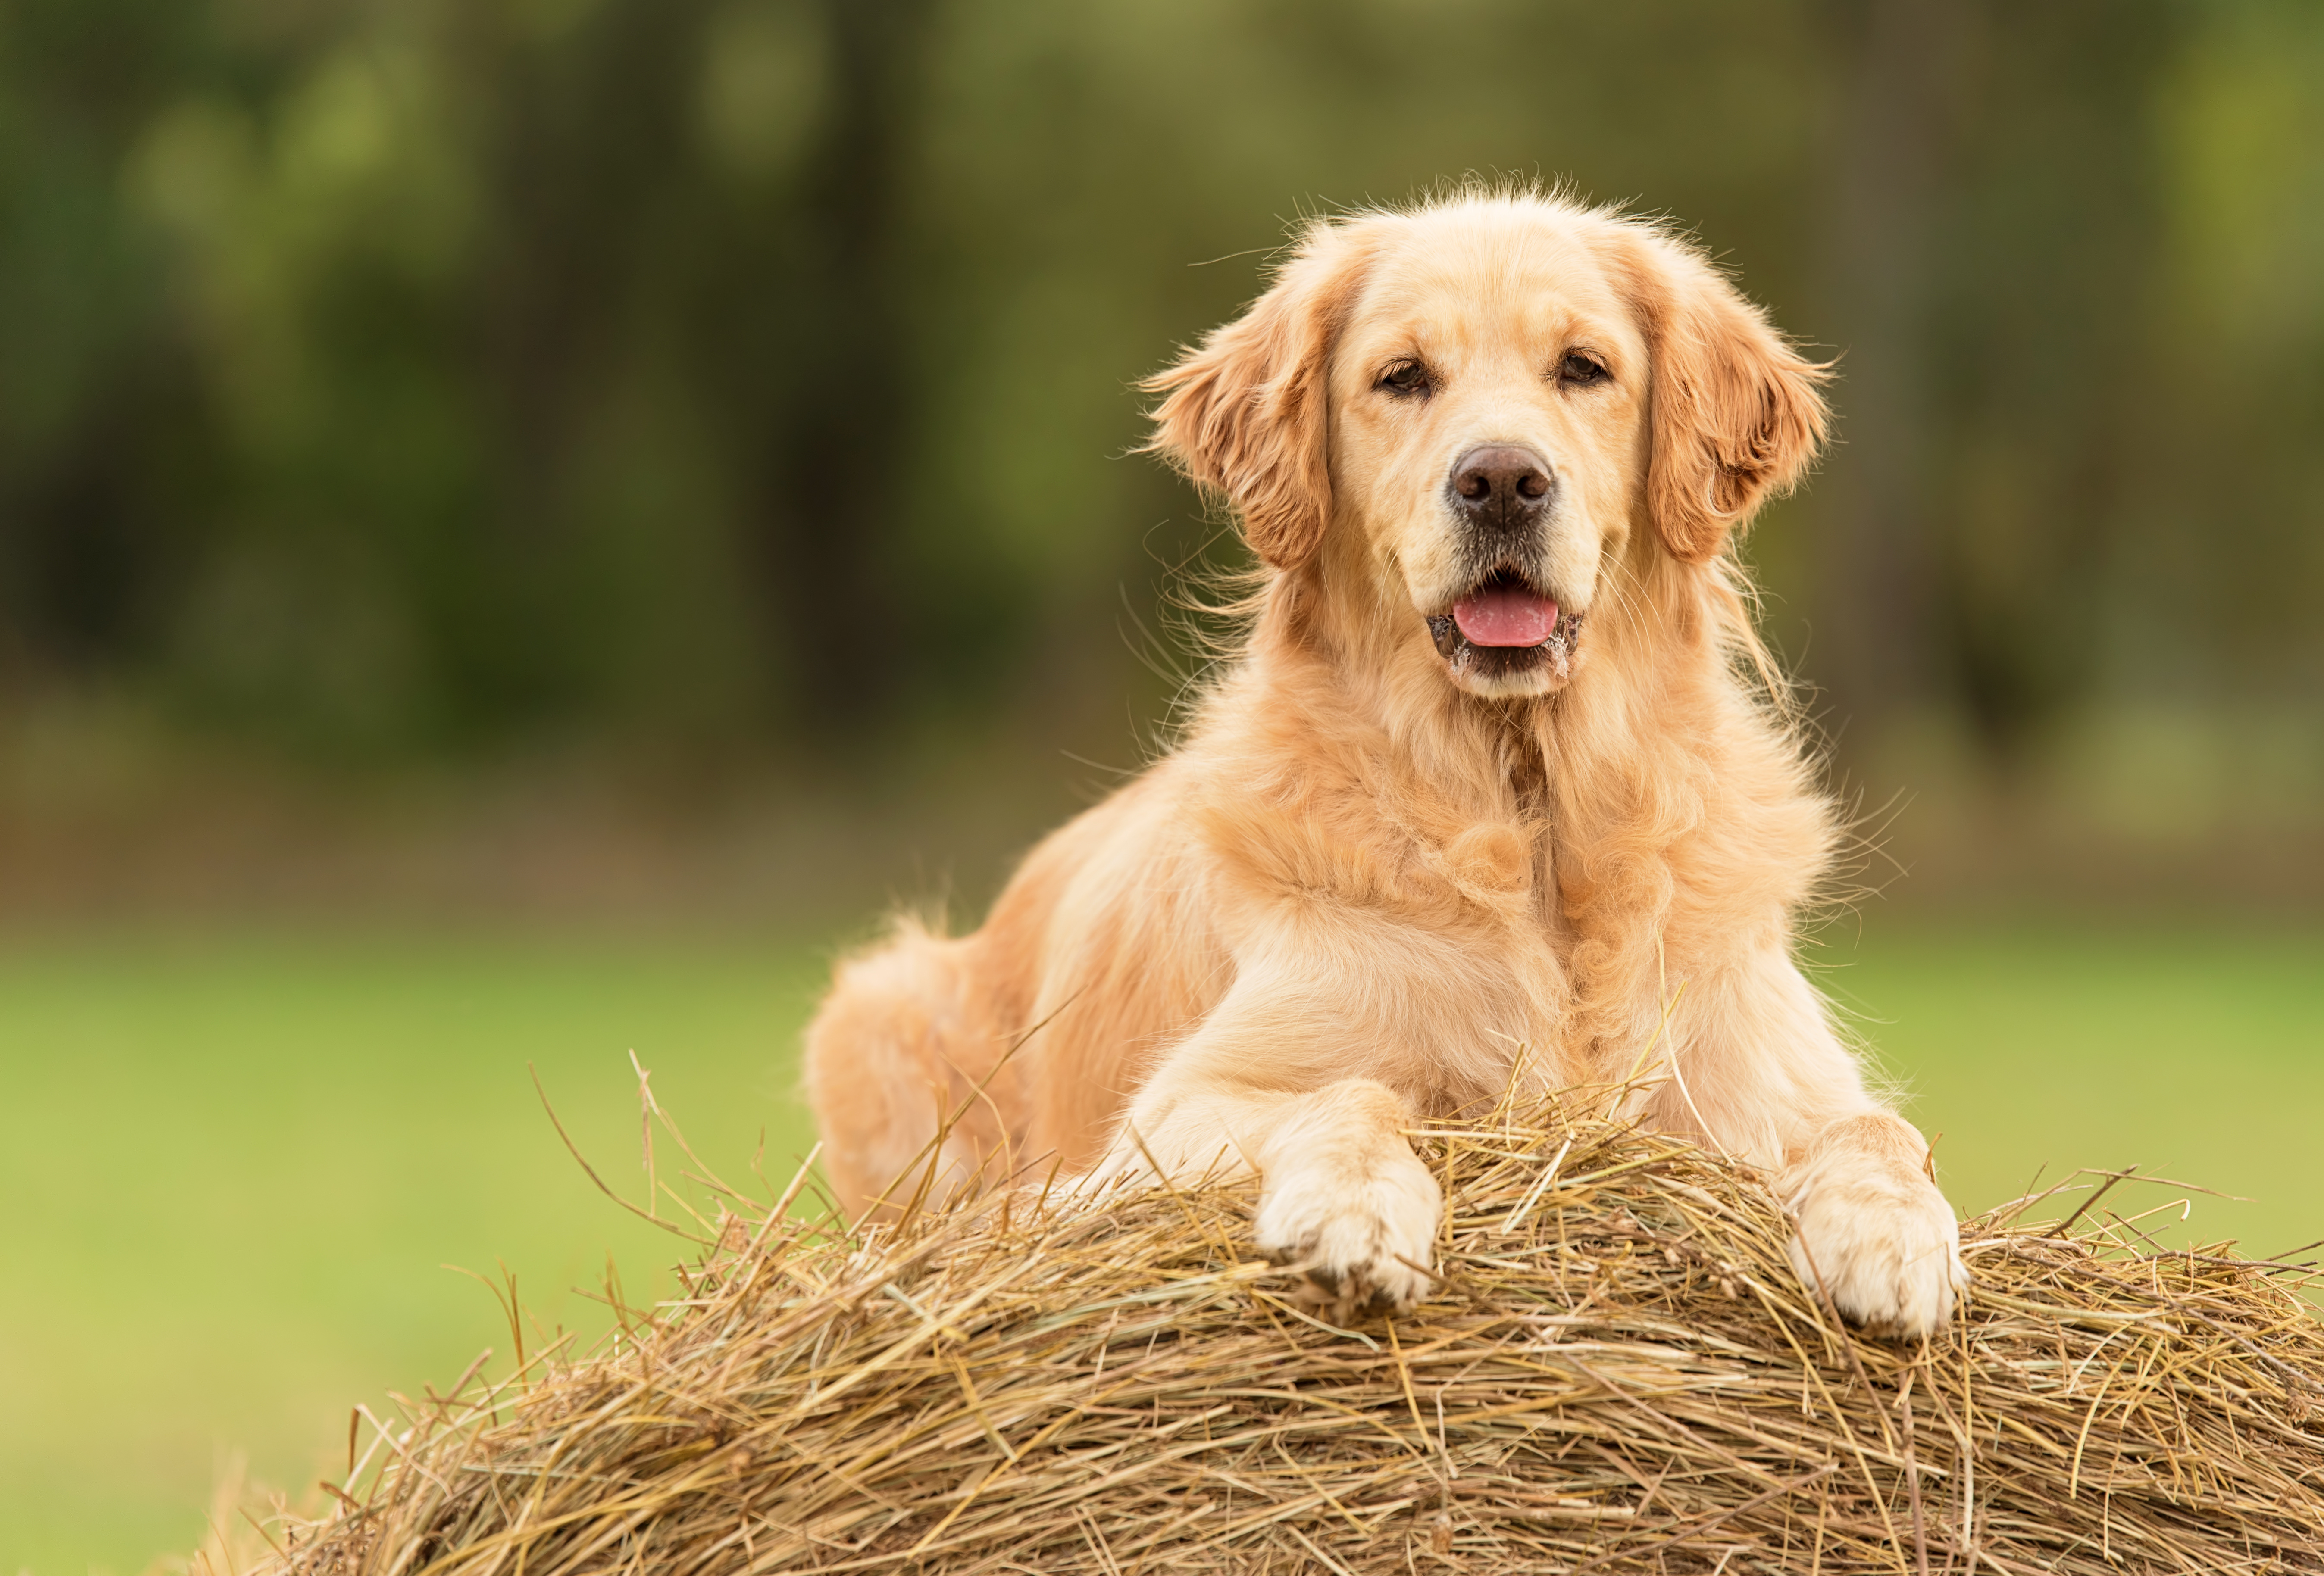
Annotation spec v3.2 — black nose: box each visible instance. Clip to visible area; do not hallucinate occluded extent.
[1448,446,1555,531]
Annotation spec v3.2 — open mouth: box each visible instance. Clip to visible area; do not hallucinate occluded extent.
[1426,569,1585,687]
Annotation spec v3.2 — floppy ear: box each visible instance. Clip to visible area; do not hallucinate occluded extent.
[1141,226,1368,569]
[1625,237,1831,564]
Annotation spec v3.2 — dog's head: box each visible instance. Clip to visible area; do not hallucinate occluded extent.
[1146,193,1828,699]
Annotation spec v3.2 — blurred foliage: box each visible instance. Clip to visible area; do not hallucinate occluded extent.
[0,0,2319,767]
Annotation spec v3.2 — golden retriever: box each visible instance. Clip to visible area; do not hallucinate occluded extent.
[804,188,1966,1338]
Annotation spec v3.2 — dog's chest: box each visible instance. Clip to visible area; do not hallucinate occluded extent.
[1431,815,1576,962]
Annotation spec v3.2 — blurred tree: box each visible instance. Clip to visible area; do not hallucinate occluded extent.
[764,0,932,733]
[1805,0,1961,741]
[2140,0,2324,705]
[457,0,719,729]
[1934,1,2183,761]
[0,0,223,680]
[682,0,936,737]
[1809,0,2186,766]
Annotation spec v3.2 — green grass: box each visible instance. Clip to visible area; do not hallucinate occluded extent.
[1,919,2317,1576]
[1818,920,2324,1256]
[0,931,830,1576]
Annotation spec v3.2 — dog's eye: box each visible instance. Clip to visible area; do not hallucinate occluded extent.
[1558,351,1610,387]
[1376,360,1434,399]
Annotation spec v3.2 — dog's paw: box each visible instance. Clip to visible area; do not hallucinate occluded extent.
[1784,1147,1967,1340]
[1254,1145,1442,1323]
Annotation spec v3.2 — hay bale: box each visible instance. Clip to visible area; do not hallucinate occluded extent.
[265,1100,2323,1575]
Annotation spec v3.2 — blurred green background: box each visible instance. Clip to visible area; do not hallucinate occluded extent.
[0,0,2319,1570]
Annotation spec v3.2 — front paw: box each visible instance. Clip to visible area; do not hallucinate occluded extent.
[1253,1145,1442,1323]
[1784,1146,1967,1340]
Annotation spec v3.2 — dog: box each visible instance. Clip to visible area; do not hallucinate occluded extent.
[804,188,1966,1338]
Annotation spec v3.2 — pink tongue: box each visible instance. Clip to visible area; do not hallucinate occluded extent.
[1453,585,1560,647]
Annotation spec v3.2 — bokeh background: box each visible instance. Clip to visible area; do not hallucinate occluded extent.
[3,1,2319,1570]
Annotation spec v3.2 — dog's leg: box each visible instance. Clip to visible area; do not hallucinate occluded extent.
[1245,1077,1444,1319]
[1051,908,1541,1320]
[803,924,1019,1223]
[1780,1111,1965,1338]
[1077,1022,1446,1323]
[1662,944,1966,1338]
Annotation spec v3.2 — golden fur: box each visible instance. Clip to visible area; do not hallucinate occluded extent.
[804,190,1966,1337]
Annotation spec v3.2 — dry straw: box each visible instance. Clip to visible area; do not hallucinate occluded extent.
[241,1079,2322,1576]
